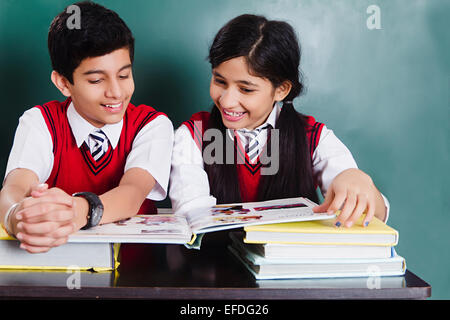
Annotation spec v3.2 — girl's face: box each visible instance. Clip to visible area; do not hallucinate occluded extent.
[210,56,291,130]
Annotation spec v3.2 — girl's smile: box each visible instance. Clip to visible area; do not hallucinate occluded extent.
[221,108,247,122]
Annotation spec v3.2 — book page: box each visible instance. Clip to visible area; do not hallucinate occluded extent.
[186,197,333,234]
[68,214,192,244]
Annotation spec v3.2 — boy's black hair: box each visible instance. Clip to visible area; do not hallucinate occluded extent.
[48,1,135,84]
[205,14,319,204]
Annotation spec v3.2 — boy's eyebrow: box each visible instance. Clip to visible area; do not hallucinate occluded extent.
[213,71,259,87]
[82,63,132,76]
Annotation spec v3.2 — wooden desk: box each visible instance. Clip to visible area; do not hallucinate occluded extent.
[0,241,431,300]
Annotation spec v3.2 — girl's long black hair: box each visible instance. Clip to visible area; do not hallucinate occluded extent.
[204,14,319,204]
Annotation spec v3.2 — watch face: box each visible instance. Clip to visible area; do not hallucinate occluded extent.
[91,204,104,227]
[74,192,104,230]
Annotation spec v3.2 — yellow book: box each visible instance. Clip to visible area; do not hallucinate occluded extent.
[244,215,398,246]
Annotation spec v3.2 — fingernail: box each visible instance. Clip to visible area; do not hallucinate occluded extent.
[16,232,23,240]
[364,221,370,227]
[346,221,353,228]
[15,213,22,220]
[335,221,341,227]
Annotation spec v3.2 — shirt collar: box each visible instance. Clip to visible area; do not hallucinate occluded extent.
[67,102,122,149]
[229,103,280,140]
[263,103,280,129]
[237,103,280,133]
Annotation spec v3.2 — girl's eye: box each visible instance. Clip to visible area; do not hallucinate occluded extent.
[119,74,130,79]
[240,87,254,93]
[214,78,226,85]
[88,79,102,84]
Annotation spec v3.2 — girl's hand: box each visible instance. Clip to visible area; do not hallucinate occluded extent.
[313,168,380,228]
[12,184,77,253]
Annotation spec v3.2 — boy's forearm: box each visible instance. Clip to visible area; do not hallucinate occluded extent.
[97,168,156,225]
[0,185,26,218]
[0,183,39,236]
[0,185,27,235]
[0,169,39,229]
[71,183,151,230]
[99,184,153,225]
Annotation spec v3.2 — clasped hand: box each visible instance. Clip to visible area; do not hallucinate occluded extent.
[12,184,77,253]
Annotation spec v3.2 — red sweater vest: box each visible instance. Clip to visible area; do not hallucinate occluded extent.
[35,98,167,214]
[182,111,324,202]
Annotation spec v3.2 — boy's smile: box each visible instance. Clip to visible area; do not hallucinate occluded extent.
[55,48,134,128]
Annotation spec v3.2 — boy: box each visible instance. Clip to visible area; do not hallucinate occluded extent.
[0,1,173,253]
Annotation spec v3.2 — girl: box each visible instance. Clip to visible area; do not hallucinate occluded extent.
[170,14,389,228]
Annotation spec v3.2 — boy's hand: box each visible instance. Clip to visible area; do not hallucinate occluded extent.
[313,168,377,228]
[12,184,77,253]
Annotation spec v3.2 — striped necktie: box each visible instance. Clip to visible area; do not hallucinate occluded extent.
[87,129,109,161]
[238,124,270,163]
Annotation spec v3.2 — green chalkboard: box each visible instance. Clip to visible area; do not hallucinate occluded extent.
[0,0,448,299]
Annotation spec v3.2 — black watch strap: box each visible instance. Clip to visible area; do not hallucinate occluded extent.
[72,192,104,230]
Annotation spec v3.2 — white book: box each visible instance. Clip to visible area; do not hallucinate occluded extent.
[255,275,406,289]
[230,232,393,259]
[229,243,406,280]
[0,268,114,287]
[0,239,116,271]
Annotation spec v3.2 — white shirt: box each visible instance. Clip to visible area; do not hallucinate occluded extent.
[5,102,174,201]
[169,104,390,221]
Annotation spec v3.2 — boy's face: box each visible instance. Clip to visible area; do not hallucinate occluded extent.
[66,48,134,128]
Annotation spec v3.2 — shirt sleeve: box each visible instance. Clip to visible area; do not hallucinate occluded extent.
[312,126,390,222]
[124,115,174,201]
[4,108,54,183]
[169,124,216,216]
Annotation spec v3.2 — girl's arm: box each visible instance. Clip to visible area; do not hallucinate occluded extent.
[310,126,389,227]
[169,125,216,215]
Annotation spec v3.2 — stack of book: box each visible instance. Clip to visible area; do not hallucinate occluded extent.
[229,215,406,280]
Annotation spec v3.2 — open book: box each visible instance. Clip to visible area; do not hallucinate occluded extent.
[0,197,332,270]
[69,197,334,245]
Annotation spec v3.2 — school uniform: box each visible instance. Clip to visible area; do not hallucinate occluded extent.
[169,104,390,221]
[5,97,173,214]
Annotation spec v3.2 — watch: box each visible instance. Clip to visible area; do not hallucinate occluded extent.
[72,192,104,230]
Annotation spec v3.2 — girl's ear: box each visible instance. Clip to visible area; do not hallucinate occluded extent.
[51,71,72,97]
[274,80,292,102]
